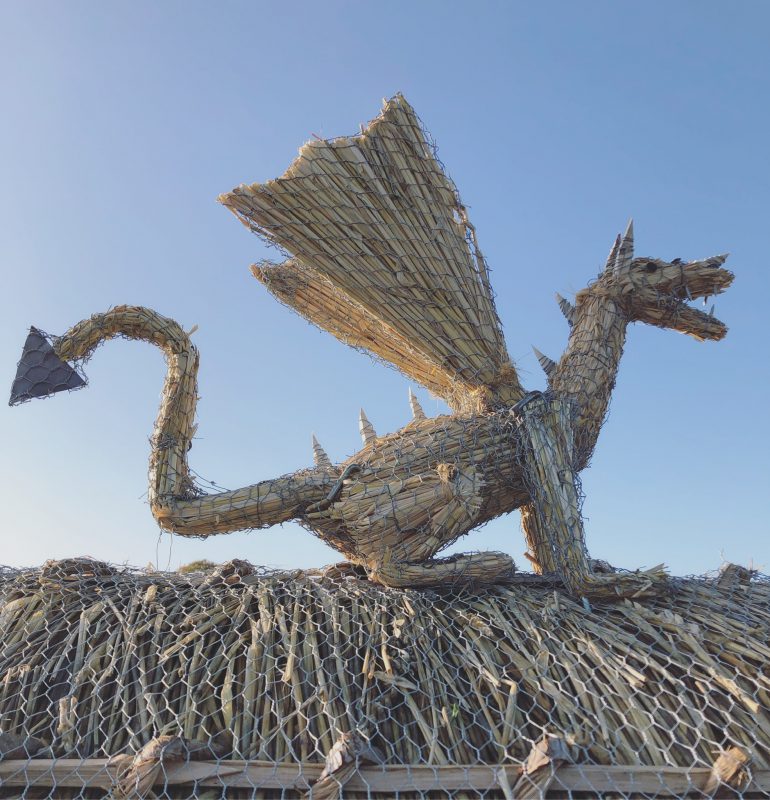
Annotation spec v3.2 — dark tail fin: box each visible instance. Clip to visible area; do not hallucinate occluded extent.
[9,327,86,405]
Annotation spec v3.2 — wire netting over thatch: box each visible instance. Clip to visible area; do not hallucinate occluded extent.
[0,559,768,798]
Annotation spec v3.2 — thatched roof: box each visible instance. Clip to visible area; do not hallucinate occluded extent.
[0,559,768,797]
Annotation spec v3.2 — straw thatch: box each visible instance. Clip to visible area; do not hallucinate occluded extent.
[0,559,768,797]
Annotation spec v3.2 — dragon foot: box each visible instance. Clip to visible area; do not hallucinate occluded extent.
[367,551,515,589]
[564,564,669,601]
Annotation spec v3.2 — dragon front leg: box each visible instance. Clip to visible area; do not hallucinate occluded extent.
[514,393,667,600]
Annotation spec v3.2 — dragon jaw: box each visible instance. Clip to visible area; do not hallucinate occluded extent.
[578,222,735,342]
[618,254,734,341]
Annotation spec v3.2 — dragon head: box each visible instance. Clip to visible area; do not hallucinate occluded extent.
[591,221,734,341]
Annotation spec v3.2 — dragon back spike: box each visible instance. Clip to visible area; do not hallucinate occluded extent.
[532,346,557,378]
[359,409,377,446]
[408,388,426,420]
[312,435,333,469]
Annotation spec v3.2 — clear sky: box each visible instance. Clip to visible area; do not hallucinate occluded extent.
[1,1,768,575]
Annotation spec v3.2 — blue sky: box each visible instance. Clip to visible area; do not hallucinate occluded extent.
[1,1,768,574]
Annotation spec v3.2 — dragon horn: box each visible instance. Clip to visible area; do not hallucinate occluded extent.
[9,327,86,406]
[312,435,332,469]
[603,234,622,275]
[613,219,634,274]
[359,409,377,446]
[408,388,426,420]
[532,346,557,377]
[555,293,575,326]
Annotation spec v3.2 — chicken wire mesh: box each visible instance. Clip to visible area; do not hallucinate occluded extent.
[0,558,768,798]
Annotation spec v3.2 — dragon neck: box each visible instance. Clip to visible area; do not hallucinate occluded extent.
[53,305,199,510]
[549,291,629,469]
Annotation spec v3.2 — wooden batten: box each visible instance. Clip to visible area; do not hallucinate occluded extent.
[2,760,768,796]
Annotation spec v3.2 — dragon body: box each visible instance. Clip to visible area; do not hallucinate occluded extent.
[10,96,734,597]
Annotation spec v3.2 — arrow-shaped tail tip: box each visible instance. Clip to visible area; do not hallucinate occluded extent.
[9,327,86,406]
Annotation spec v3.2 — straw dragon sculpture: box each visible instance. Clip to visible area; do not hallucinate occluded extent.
[9,96,733,599]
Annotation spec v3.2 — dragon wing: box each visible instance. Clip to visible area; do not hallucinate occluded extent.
[220,95,524,412]
[252,258,455,403]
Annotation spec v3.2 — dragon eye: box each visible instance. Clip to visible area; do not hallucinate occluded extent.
[644,261,658,273]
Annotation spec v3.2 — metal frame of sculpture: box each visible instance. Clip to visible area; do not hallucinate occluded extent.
[9,95,734,599]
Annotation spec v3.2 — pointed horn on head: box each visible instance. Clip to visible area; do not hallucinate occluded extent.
[603,234,622,274]
[613,219,634,274]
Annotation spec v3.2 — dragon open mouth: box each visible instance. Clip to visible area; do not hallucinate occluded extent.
[639,255,734,341]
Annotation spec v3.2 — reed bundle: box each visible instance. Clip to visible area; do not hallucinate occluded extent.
[0,559,767,797]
